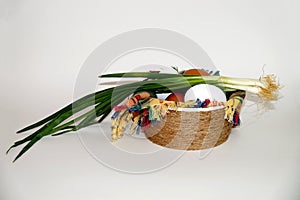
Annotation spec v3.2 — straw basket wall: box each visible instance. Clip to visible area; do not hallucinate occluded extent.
[144,108,232,150]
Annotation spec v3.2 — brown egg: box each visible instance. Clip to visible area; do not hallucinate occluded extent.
[183,69,210,76]
[166,93,185,102]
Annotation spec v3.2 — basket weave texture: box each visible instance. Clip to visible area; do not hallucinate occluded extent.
[144,108,232,150]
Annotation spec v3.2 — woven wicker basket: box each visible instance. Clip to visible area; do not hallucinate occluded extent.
[144,107,232,150]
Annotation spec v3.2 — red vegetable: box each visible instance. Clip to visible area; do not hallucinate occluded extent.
[165,93,185,102]
[183,69,210,76]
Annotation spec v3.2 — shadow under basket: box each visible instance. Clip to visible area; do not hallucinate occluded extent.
[144,108,232,150]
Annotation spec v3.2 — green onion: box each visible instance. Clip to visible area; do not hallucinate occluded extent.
[8,72,280,161]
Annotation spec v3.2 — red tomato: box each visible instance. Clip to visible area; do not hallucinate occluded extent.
[183,69,210,76]
[166,93,185,102]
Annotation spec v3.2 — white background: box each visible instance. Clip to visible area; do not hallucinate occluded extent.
[1,0,300,200]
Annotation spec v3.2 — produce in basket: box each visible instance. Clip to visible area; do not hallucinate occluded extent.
[7,67,280,161]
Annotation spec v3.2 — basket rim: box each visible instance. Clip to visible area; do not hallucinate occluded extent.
[173,105,225,112]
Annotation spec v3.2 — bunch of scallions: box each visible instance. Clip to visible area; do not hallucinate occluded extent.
[7,72,280,161]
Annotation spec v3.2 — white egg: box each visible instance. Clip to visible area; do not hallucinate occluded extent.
[184,84,226,103]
